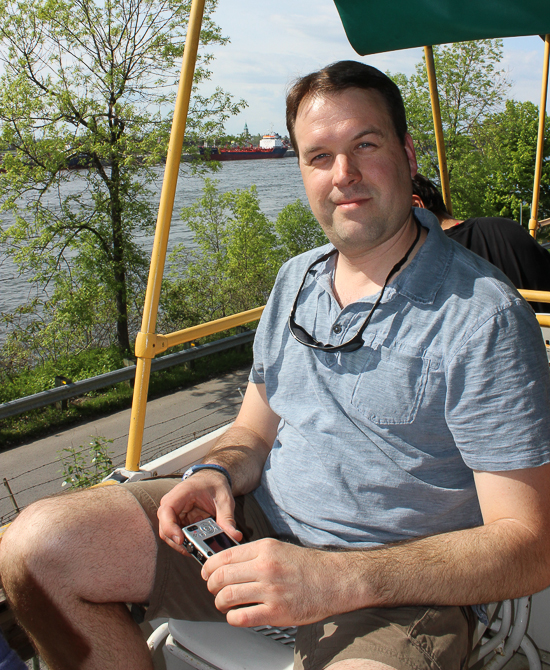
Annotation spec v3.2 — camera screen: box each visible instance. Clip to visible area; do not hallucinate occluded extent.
[204,532,237,553]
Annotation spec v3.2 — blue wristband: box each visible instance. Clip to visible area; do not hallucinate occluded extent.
[182,464,232,489]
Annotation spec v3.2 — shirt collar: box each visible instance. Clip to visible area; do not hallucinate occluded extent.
[307,208,452,307]
[392,208,452,305]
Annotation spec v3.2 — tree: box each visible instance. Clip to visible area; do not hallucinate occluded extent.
[161,179,279,331]
[0,0,245,361]
[476,100,550,233]
[275,200,328,262]
[392,39,510,217]
[160,183,326,334]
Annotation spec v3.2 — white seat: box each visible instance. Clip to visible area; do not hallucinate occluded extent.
[162,620,294,670]
[157,597,540,670]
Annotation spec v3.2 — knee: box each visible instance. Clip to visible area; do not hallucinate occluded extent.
[0,496,78,598]
[328,661,397,670]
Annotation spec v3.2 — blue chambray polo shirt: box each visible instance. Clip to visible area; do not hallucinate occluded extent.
[250,208,550,549]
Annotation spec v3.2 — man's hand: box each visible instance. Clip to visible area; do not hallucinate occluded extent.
[201,538,347,627]
[157,470,242,554]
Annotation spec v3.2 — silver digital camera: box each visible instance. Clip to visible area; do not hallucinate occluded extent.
[182,518,240,565]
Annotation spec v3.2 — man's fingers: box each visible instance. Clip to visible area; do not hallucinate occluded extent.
[157,504,185,545]
[215,512,243,543]
[202,541,260,580]
[213,580,265,613]
[225,603,273,628]
[158,527,190,555]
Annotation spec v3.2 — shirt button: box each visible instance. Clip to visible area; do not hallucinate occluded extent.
[333,324,342,334]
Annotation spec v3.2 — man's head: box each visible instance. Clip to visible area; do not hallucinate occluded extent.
[411,174,449,219]
[286,60,408,157]
[287,61,417,258]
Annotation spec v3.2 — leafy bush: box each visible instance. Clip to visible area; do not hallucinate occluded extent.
[0,346,126,404]
[59,437,114,489]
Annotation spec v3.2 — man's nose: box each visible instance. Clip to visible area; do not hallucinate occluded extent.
[332,154,361,188]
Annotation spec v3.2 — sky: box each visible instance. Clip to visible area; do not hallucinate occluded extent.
[199,0,549,137]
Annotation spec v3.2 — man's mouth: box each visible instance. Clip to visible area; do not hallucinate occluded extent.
[333,197,370,208]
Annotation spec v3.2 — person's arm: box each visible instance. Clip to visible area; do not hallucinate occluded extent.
[202,462,550,627]
[157,381,280,553]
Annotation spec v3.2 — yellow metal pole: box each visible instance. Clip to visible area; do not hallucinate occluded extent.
[529,35,550,239]
[126,0,206,472]
[424,46,453,217]
[518,289,550,304]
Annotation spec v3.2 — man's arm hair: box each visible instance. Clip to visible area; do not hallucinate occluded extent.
[332,463,550,610]
[201,382,280,495]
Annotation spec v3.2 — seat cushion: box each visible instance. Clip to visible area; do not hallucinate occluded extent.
[168,620,294,670]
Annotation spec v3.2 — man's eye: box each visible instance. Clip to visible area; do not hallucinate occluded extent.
[311,153,330,163]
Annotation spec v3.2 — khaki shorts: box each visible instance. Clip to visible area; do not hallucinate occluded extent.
[125,477,474,670]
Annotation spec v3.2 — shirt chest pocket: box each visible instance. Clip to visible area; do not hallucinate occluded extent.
[350,345,430,425]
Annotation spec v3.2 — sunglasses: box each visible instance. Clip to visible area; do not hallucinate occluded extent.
[287,219,422,352]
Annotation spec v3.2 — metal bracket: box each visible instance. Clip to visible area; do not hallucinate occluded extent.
[134,332,168,359]
[103,468,155,483]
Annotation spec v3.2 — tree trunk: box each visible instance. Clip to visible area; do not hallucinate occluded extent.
[110,159,131,354]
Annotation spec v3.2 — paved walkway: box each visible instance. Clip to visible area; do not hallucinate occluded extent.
[0,368,250,525]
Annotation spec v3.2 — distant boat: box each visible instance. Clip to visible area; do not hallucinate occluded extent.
[200,132,288,161]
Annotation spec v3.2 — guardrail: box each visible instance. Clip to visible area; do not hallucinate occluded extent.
[0,330,254,421]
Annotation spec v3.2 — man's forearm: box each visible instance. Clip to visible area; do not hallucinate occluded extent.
[201,424,272,496]
[202,519,549,629]
[333,519,550,612]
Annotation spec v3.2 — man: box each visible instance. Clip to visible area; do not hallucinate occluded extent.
[2,61,550,670]
[412,173,550,312]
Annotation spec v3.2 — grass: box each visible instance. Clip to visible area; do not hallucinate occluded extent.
[0,344,253,449]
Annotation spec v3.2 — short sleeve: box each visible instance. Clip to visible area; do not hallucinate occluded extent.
[249,313,266,385]
[446,301,550,471]
[249,284,272,385]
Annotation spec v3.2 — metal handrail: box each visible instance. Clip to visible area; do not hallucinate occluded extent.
[134,307,264,359]
[0,330,255,420]
[518,289,550,327]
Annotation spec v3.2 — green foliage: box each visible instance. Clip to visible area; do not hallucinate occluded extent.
[59,437,114,489]
[0,345,126,403]
[392,39,510,218]
[392,40,550,233]
[0,0,246,359]
[161,179,280,330]
[275,200,328,261]
[0,345,253,448]
[161,181,325,333]
[475,100,550,231]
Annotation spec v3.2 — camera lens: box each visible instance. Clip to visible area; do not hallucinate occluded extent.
[187,525,197,532]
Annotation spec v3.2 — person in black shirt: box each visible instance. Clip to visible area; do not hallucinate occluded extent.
[412,173,550,313]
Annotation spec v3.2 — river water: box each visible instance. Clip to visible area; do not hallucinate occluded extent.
[0,157,308,318]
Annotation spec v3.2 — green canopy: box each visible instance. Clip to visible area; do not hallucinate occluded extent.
[333,0,550,55]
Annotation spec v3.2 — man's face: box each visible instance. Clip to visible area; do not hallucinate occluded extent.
[294,87,417,258]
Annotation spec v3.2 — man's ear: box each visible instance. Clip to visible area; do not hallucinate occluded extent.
[404,134,417,178]
[412,195,425,209]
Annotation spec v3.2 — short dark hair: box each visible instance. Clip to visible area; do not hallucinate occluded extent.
[412,174,449,217]
[286,60,408,156]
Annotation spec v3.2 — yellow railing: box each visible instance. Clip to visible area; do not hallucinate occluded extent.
[518,290,550,327]
[424,46,453,217]
[126,307,264,471]
[126,0,206,472]
[124,290,550,472]
[134,307,264,359]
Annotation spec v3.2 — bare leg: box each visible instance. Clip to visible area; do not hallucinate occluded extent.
[0,485,157,670]
[328,662,397,670]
